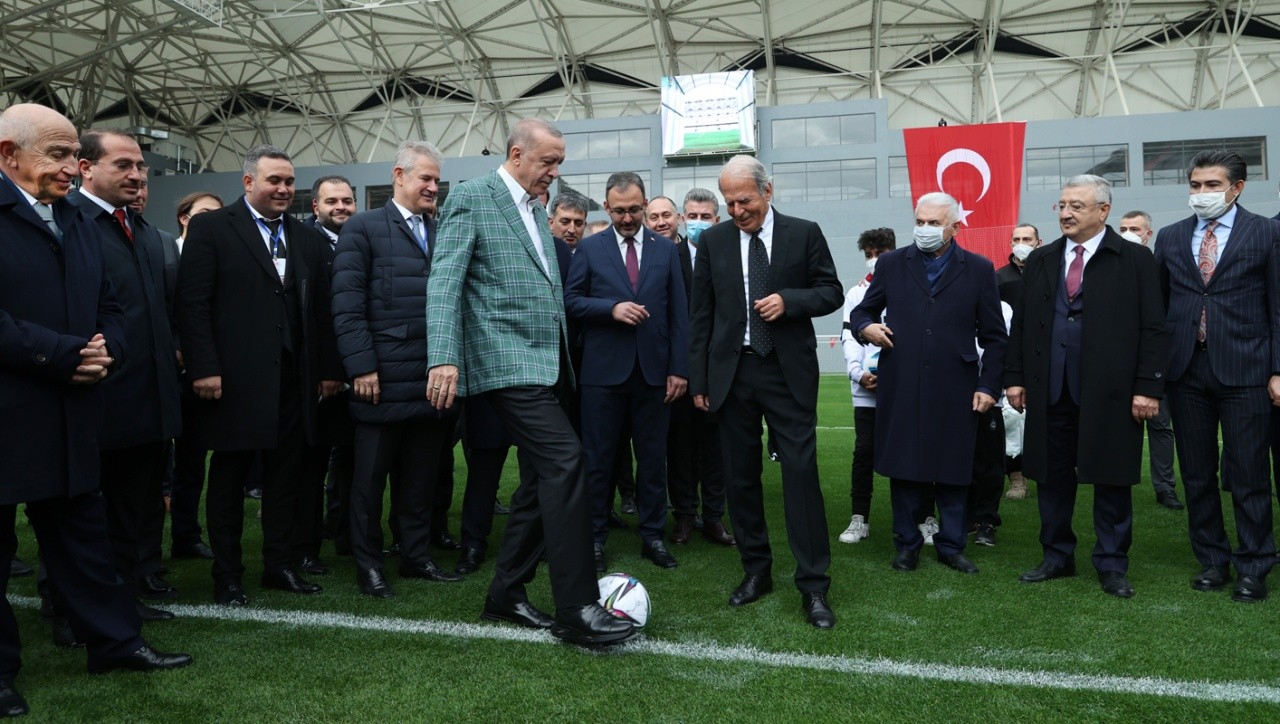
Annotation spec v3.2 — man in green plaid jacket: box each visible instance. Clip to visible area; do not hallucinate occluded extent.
[426,118,636,647]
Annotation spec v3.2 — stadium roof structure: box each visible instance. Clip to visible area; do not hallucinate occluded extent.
[2,0,1277,171]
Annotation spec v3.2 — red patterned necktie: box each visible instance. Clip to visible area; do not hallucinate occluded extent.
[1197,220,1219,343]
[113,209,133,243]
[1065,244,1085,300]
[624,237,639,291]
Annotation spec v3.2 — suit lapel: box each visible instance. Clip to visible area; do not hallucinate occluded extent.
[678,241,693,291]
[384,202,425,259]
[489,172,553,283]
[931,243,966,294]
[0,173,59,243]
[904,246,932,295]
[634,229,657,294]
[766,211,789,292]
[1040,239,1064,297]
[1207,207,1253,287]
[282,215,309,291]
[601,227,632,293]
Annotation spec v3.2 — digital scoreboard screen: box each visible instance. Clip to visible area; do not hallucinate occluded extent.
[660,71,756,157]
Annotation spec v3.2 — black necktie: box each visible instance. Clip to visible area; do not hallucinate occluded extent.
[263,218,286,258]
[748,232,773,356]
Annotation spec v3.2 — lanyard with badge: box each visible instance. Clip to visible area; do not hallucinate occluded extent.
[257,217,287,283]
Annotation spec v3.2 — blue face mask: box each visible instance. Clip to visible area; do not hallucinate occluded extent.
[685,220,712,245]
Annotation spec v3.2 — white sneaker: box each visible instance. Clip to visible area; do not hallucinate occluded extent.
[838,515,869,544]
[918,516,940,546]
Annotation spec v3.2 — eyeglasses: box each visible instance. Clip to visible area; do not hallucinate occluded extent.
[99,159,149,174]
[1052,201,1104,213]
[607,205,645,218]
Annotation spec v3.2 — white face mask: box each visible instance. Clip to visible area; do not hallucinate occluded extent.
[685,220,711,245]
[865,257,877,274]
[1011,243,1034,261]
[1188,191,1232,220]
[913,224,946,252]
[1120,230,1143,244]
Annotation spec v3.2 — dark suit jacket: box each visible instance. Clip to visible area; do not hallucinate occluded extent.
[688,209,843,412]
[1154,205,1280,386]
[564,226,688,386]
[995,255,1024,305]
[332,201,456,424]
[68,191,181,449]
[0,173,127,504]
[1005,227,1167,486]
[677,238,694,304]
[849,243,1007,485]
[175,197,343,450]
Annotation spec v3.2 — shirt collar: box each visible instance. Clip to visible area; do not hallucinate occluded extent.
[244,197,283,224]
[738,207,775,241]
[78,187,125,216]
[1200,202,1238,231]
[391,199,419,223]
[1069,228,1106,256]
[614,227,643,245]
[497,165,535,210]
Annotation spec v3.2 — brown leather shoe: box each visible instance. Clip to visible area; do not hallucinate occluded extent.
[670,516,695,545]
[703,520,736,547]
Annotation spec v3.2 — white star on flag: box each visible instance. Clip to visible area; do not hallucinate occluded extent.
[956,202,975,226]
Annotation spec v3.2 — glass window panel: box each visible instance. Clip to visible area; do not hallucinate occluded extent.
[587,131,619,159]
[365,184,393,210]
[563,133,589,161]
[772,118,806,148]
[1143,136,1265,185]
[840,114,875,144]
[889,156,911,198]
[807,167,842,201]
[806,116,841,147]
[617,129,650,158]
[842,159,877,199]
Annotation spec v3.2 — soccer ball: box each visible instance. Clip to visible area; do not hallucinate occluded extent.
[597,572,650,628]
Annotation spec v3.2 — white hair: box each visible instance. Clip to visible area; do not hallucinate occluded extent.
[915,192,960,225]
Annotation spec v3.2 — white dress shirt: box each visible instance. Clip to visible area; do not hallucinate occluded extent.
[497,165,550,275]
[739,207,775,346]
[614,228,643,267]
[1062,227,1105,279]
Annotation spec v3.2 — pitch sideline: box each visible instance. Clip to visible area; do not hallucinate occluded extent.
[10,595,1279,705]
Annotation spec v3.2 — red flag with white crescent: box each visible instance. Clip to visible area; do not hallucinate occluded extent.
[903,122,1026,268]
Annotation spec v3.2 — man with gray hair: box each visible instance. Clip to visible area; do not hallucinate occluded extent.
[176,143,345,606]
[332,140,463,598]
[851,192,1007,576]
[426,118,636,646]
[1005,174,1166,599]
[689,155,842,628]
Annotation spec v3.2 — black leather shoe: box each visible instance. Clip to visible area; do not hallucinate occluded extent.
[938,553,979,574]
[172,542,215,560]
[728,574,773,606]
[298,556,329,576]
[1191,565,1232,591]
[482,596,554,629]
[89,645,193,674]
[1019,559,1076,583]
[213,580,247,607]
[702,520,737,547]
[619,496,637,515]
[493,500,510,515]
[431,531,462,551]
[261,567,322,594]
[551,603,637,646]
[455,546,484,575]
[802,592,836,629]
[606,511,629,529]
[138,574,179,601]
[358,568,394,598]
[51,616,83,648]
[892,548,920,572]
[1156,491,1184,510]
[1232,575,1268,603]
[399,560,463,583]
[136,602,174,622]
[641,540,678,569]
[382,542,401,557]
[593,542,606,573]
[0,681,29,718]
[9,557,32,578]
[1099,571,1135,598]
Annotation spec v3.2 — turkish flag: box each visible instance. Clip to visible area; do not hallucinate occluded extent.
[903,122,1026,268]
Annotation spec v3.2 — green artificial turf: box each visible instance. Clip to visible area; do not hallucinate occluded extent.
[7,375,1279,721]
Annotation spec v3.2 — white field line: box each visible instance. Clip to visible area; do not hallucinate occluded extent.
[10,595,1280,704]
